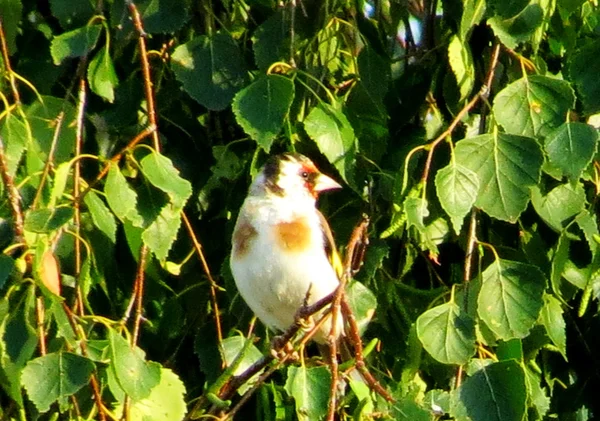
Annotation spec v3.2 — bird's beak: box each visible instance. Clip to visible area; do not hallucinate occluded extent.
[314,173,342,192]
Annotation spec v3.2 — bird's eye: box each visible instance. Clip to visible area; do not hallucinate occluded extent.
[301,171,309,179]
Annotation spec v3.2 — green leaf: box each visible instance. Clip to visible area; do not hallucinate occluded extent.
[544,122,598,180]
[455,132,543,223]
[105,163,143,226]
[575,211,599,255]
[220,336,264,394]
[84,191,117,243]
[550,233,570,297]
[531,182,586,232]
[284,365,331,421]
[435,161,479,234]
[488,4,544,49]
[404,196,428,231]
[49,162,71,208]
[171,33,249,111]
[114,367,187,421]
[346,281,377,335]
[357,45,390,104]
[304,103,356,183]
[416,302,477,365]
[142,0,190,33]
[25,96,77,168]
[457,360,526,421]
[477,259,546,340]
[460,0,486,40]
[24,208,74,233]
[568,42,600,114]
[108,329,161,402]
[0,289,37,406]
[252,10,292,70]
[448,35,475,101]
[0,255,14,289]
[0,0,23,54]
[139,151,192,210]
[493,75,575,138]
[21,352,94,413]
[525,365,550,418]
[88,45,119,103]
[142,205,182,261]
[232,74,295,153]
[50,24,102,65]
[50,0,94,28]
[0,114,28,177]
[540,294,567,359]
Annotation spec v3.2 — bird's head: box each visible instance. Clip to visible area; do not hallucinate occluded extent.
[251,153,342,201]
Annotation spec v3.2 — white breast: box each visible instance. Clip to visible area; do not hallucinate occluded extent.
[230,196,341,343]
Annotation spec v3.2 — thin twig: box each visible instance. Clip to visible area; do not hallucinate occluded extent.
[79,124,156,203]
[36,297,47,355]
[326,215,371,419]
[420,42,502,189]
[131,245,149,345]
[341,295,394,402]
[182,212,223,347]
[0,18,21,104]
[31,112,65,209]
[73,76,87,316]
[126,0,160,151]
[0,135,24,244]
[62,303,108,421]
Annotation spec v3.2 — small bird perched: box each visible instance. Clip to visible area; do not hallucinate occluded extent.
[230,153,344,344]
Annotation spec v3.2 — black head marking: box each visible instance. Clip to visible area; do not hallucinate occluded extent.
[262,155,284,196]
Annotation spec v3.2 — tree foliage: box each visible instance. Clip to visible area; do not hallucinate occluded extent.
[1,0,599,420]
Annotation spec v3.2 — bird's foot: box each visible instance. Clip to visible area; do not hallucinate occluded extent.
[270,336,299,362]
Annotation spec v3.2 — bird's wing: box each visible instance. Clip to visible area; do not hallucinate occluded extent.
[317,210,343,279]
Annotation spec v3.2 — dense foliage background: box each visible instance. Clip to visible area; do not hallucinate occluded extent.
[1,0,600,419]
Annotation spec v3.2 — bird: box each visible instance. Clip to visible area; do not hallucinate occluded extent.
[230,153,344,345]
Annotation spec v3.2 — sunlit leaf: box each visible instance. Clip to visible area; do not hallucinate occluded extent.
[435,161,479,234]
[416,301,476,365]
[171,33,249,111]
[540,294,567,359]
[108,329,161,402]
[460,0,486,40]
[531,182,586,232]
[544,122,598,180]
[50,24,102,65]
[448,35,475,101]
[88,45,119,103]
[285,365,330,421]
[493,75,575,138]
[105,163,143,226]
[478,259,546,340]
[142,205,182,261]
[24,208,74,233]
[232,74,295,153]
[455,132,543,223]
[139,151,192,210]
[84,190,117,243]
[113,367,187,421]
[21,352,94,413]
[220,336,264,394]
[304,103,356,183]
[488,4,544,49]
[456,360,526,421]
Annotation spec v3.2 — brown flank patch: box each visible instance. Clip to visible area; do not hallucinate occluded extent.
[232,219,258,258]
